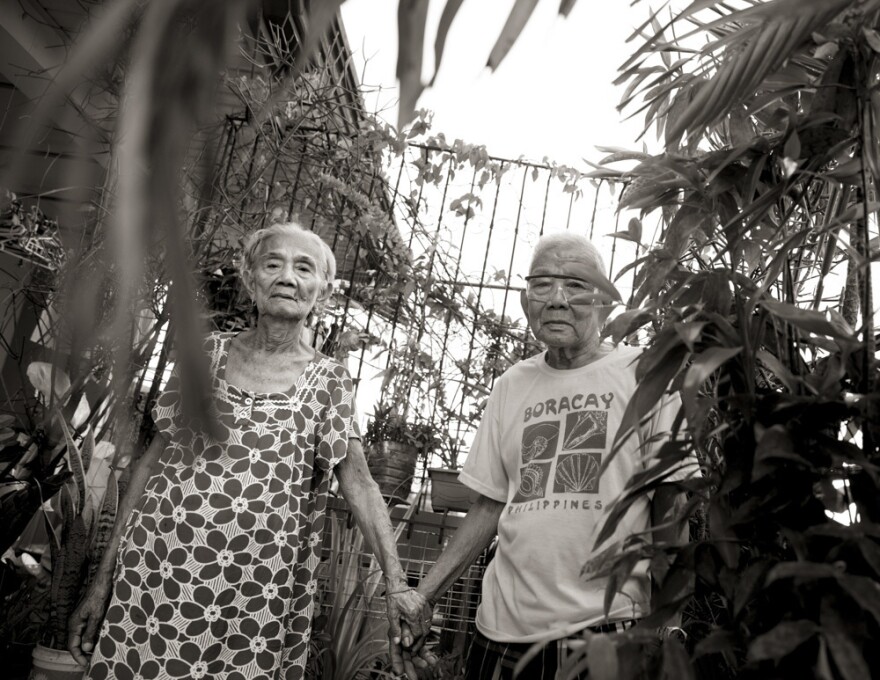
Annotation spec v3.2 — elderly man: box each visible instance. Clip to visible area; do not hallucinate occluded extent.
[394,233,692,679]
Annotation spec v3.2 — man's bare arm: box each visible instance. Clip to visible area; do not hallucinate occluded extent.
[416,494,505,606]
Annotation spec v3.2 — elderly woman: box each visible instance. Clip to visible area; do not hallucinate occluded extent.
[68,222,432,679]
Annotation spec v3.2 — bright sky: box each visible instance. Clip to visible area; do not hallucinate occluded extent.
[338,2,668,449]
[341,0,658,166]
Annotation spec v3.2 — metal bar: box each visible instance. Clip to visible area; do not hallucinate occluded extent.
[401,169,454,421]
[564,190,575,231]
[538,171,552,237]
[494,167,528,387]
[454,161,507,447]
[608,189,623,279]
[383,150,428,376]
[287,137,308,217]
[588,180,601,240]
[353,160,406,394]
[430,166,478,436]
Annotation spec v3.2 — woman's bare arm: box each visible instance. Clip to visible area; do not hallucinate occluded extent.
[67,432,167,666]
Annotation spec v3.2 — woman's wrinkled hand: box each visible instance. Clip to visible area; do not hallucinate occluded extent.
[386,587,433,646]
[67,578,112,668]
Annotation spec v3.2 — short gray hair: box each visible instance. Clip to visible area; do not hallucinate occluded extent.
[529,233,606,275]
[240,221,337,290]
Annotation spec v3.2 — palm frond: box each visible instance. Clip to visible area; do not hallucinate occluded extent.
[487,0,540,71]
[669,1,850,142]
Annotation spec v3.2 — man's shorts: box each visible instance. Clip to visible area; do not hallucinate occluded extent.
[464,620,637,680]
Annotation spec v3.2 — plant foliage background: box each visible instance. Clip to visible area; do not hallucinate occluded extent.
[1,0,880,678]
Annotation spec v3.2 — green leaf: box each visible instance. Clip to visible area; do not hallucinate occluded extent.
[397,0,429,128]
[665,203,710,258]
[558,0,578,18]
[838,575,880,627]
[602,309,652,345]
[762,300,854,340]
[754,429,814,480]
[636,328,684,382]
[863,27,880,53]
[734,560,770,618]
[747,620,819,662]
[673,321,705,352]
[756,349,799,393]
[608,230,639,243]
[613,344,686,454]
[662,637,695,680]
[682,346,742,400]
[814,41,839,60]
[857,539,880,578]
[694,629,737,658]
[821,598,871,680]
[430,0,465,85]
[87,470,118,586]
[295,0,349,73]
[58,419,86,516]
[586,634,619,680]
[766,561,841,584]
[783,129,801,160]
[628,217,643,242]
[663,0,849,142]
[487,0,540,71]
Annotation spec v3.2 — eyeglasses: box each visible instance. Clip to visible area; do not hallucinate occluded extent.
[524,275,599,304]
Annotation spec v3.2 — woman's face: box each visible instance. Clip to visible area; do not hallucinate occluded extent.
[248,232,331,321]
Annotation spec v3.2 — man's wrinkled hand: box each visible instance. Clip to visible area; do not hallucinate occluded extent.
[386,587,433,646]
[389,629,439,680]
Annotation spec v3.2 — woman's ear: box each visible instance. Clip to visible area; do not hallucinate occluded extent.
[318,280,333,303]
[241,271,255,300]
[312,280,333,317]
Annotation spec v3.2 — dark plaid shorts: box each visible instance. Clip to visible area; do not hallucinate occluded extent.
[465,620,637,680]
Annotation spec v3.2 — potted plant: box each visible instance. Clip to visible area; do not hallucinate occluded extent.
[426,467,477,514]
[1,363,121,680]
[363,402,440,505]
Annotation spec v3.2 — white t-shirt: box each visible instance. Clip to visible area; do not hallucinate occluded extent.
[459,345,693,643]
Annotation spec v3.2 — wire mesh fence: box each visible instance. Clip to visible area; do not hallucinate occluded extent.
[315,497,489,635]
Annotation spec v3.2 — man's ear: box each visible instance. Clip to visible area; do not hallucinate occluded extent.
[520,289,530,321]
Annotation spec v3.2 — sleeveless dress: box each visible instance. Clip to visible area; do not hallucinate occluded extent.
[87,332,359,680]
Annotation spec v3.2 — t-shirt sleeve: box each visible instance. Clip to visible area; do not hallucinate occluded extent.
[642,391,699,483]
[150,365,182,440]
[459,383,509,503]
[317,364,357,471]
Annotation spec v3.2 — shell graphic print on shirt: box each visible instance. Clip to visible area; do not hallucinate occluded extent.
[459,345,689,643]
[86,332,358,680]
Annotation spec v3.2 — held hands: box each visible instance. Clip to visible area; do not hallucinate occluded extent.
[67,578,112,668]
[386,586,433,646]
[385,586,438,679]
[389,625,440,680]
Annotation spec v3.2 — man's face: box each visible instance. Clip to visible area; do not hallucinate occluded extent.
[519,246,606,351]
[248,232,330,321]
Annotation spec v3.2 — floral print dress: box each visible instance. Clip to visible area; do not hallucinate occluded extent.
[87,332,358,680]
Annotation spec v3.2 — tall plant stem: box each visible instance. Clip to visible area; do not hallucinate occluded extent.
[857,56,877,460]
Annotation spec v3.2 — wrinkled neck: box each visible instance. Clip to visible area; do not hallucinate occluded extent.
[544,334,608,370]
[250,316,309,355]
